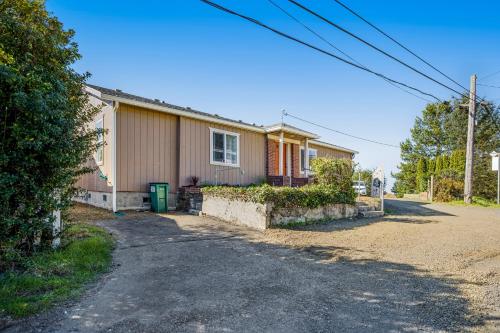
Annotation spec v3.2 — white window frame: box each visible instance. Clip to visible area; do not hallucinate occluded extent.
[300,147,317,174]
[209,128,240,167]
[95,117,104,165]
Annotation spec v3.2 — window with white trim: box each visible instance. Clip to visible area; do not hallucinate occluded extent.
[210,128,240,166]
[95,118,104,165]
[300,147,317,173]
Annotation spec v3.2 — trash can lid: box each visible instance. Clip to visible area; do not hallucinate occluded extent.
[149,182,169,185]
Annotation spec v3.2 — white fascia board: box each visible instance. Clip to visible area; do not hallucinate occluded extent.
[265,125,319,139]
[100,94,266,134]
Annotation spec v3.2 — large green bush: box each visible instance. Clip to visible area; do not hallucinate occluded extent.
[310,157,353,193]
[0,0,100,263]
[434,177,463,202]
[202,184,356,209]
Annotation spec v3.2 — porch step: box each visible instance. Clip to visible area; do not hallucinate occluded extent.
[357,205,374,212]
[359,210,384,218]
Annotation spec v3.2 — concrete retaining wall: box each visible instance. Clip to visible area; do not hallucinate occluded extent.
[271,204,357,227]
[202,196,270,230]
[201,194,357,230]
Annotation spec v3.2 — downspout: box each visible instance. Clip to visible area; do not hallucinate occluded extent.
[112,101,119,212]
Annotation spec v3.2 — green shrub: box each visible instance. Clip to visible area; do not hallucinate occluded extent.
[1,0,101,261]
[202,183,356,209]
[310,157,353,193]
[434,177,463,202]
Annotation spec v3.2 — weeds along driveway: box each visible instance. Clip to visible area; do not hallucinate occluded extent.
[7,202,497,332]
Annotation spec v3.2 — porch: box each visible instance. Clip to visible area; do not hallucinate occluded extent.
[265,123,317,187]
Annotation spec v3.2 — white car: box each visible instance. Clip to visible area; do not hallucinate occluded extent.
[353,181,367,195]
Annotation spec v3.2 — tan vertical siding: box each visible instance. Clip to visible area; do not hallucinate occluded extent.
[116,104,178,193]
[75,95,114,193]
[178,117,266,186]
[311,144,353,160]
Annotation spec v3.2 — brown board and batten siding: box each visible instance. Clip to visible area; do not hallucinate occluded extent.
[75,92,114,193]
[311,144,353,160]
[179,117,266,187]
[116,103,179,193]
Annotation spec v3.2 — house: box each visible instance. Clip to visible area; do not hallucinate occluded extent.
[76,85,358,211]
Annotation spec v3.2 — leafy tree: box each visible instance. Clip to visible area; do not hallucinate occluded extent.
[393,98,500,201]
[0,0,99,262]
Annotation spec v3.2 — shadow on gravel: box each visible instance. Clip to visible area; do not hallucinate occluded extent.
[6,213,484,333]
[385,199,455,217]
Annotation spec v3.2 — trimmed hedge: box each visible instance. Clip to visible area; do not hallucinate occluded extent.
[201,184,356,209]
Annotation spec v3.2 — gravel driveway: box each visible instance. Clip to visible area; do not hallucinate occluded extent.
[6,199,500,332]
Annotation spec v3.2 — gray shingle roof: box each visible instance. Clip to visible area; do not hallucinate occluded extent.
[87,84,264,130]
[87,84,357,154]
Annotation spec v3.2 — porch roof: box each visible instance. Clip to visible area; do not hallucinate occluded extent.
[265,123,319,139]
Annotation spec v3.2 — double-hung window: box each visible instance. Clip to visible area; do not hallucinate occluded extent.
[210,128,240,167]
[300,147,317,173]
[95,118,104,165]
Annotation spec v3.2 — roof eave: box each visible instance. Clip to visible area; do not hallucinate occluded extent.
[99,93,267,133]
[310,140,358,154]
[265,125,319,139]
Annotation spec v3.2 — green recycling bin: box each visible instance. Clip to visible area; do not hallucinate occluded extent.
[149,182,169,213]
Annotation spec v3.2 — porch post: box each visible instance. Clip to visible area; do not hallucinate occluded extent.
[278,132,284,176]
[304,138,309,177]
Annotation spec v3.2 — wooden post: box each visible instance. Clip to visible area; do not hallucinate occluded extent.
[278,132,284,176]
[430,175,434,202]
[304,138,309,177]
[464,74,477,204]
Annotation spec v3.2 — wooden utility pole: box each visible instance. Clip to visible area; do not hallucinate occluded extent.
[464,74,477,204]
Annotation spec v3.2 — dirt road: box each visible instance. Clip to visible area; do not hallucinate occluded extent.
[6,199,499,332]
[264,199,500,331]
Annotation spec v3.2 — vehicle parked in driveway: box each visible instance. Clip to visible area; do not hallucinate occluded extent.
[353,181,367,195]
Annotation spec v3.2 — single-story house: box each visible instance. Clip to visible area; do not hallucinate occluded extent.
[76,85,358,211]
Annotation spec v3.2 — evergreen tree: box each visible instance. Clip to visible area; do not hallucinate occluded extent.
[435,156,443,175]
[416,158,428,192]
[393,97,500,200]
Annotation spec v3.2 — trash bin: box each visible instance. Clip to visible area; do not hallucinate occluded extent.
[149,182,169,213]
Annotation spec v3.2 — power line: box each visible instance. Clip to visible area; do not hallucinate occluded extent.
[284,111,399,148]
[287,0,468,98]
[480,70,500,81]
[330,0,468,93]
[201,0,441,101]
[266,0,433,103]
[478,83,500,89]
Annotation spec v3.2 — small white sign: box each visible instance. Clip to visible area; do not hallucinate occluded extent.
[150,186,156,193]
[371,166,384,198]
[491,151,499,171]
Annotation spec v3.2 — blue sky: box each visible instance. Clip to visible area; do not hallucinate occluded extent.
[47,0,500,189]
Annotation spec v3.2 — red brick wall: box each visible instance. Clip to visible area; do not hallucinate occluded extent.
[267,139,277,176]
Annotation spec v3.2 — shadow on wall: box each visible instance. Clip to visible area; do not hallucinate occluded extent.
[53,211,490,333]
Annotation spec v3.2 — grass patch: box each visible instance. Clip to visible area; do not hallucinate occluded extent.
[446,196,500,208]
[0,205,115,318]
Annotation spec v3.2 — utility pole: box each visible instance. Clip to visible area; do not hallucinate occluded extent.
[464,74,477,204]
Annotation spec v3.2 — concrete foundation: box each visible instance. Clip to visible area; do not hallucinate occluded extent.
[73,190,113,210]
[74,191,176,211]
